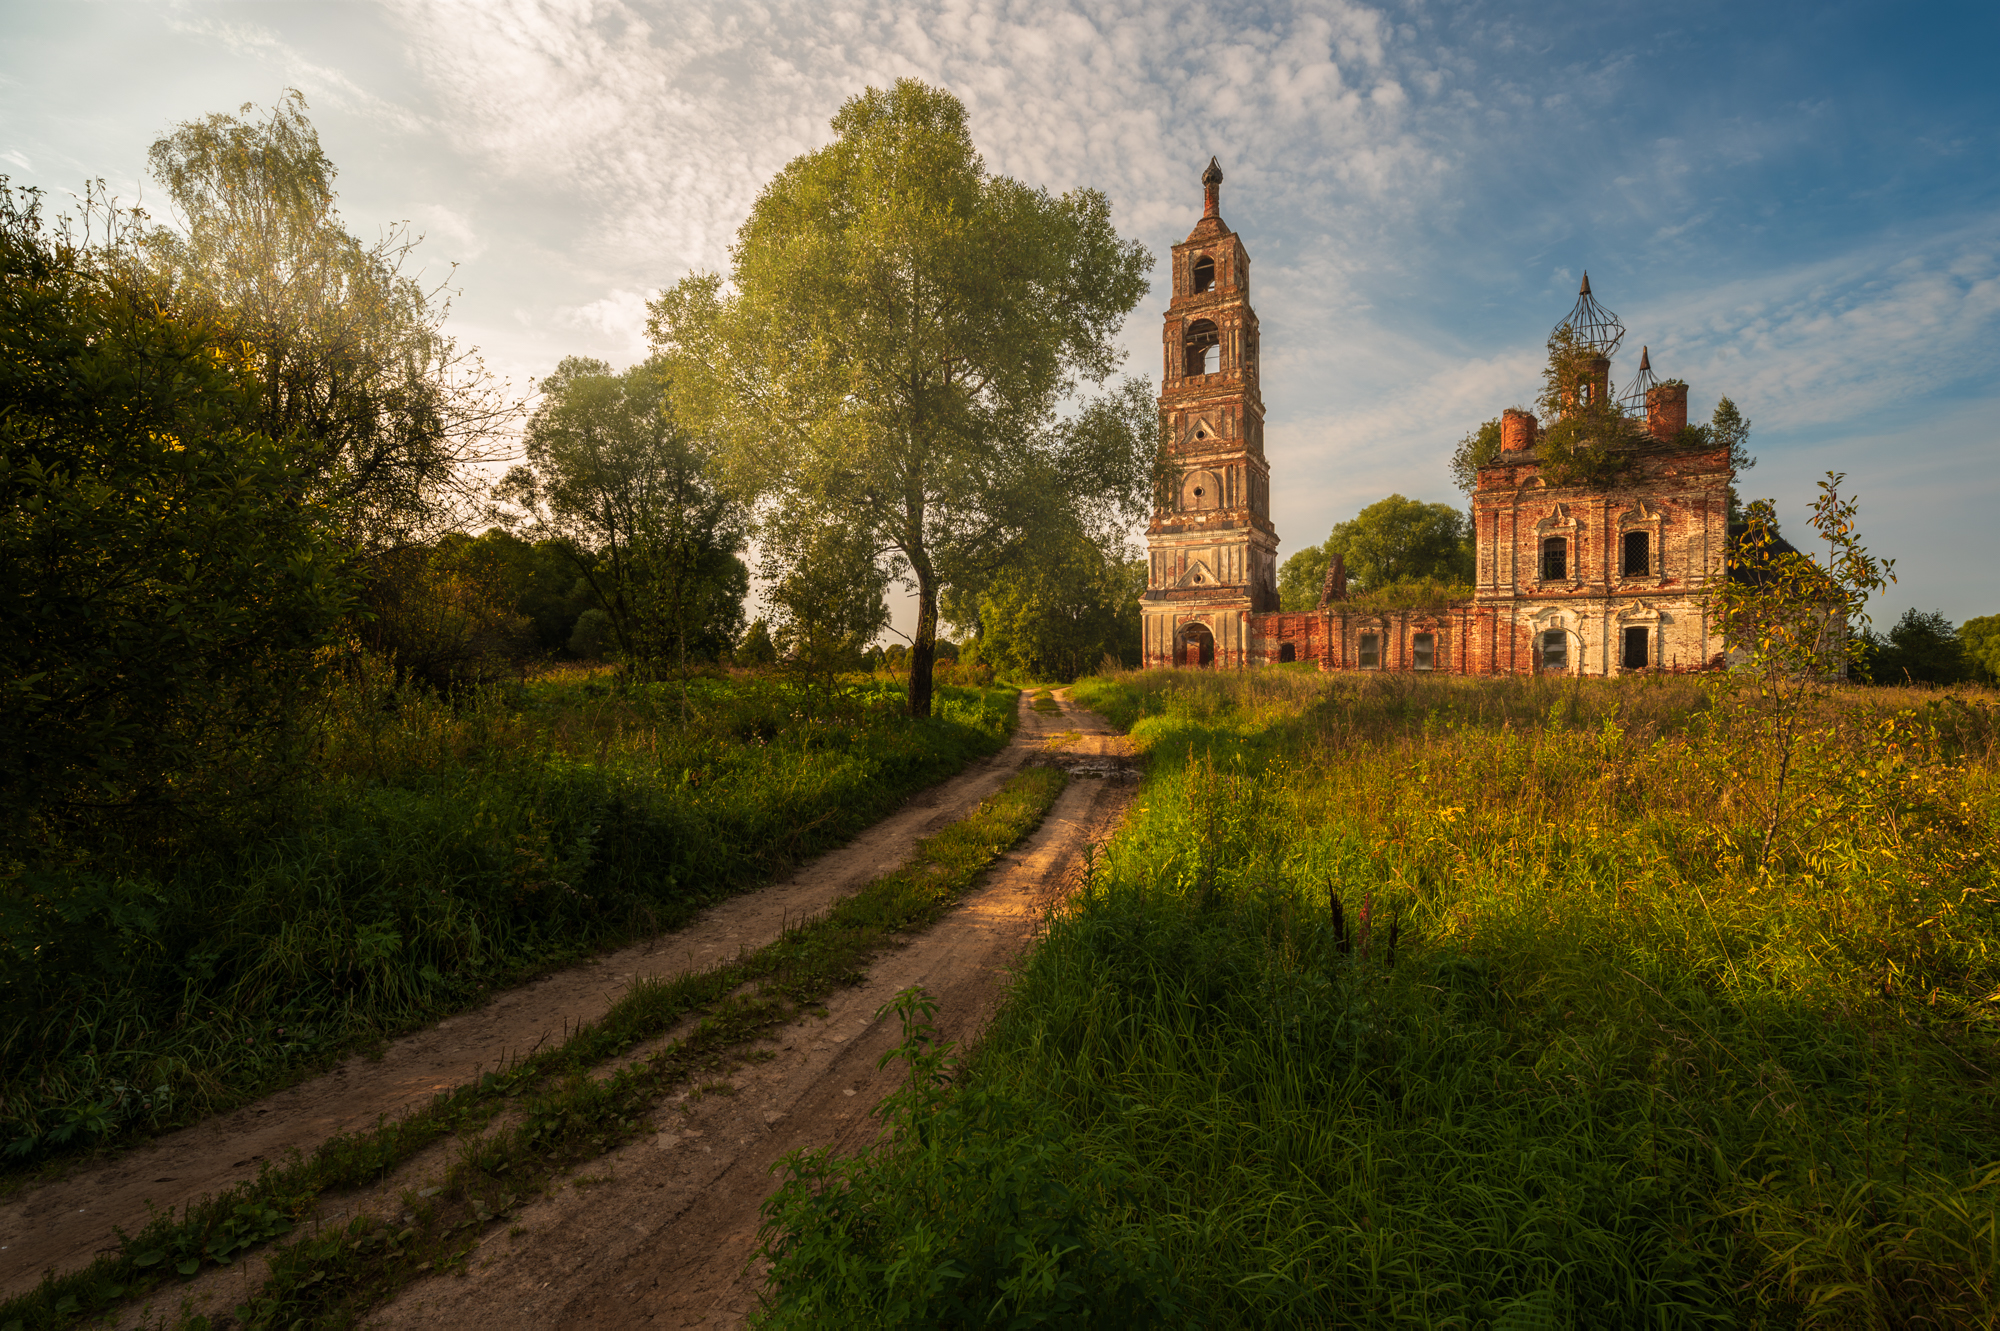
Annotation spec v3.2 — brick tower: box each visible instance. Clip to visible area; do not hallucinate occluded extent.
[1141,158,1278,668]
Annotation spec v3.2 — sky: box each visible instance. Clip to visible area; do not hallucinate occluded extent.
[4,0,1996,632]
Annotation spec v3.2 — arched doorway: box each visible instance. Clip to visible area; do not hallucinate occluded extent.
[1179,622,1215,668]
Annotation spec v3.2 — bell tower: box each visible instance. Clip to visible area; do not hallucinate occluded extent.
[1141,158,1278,668]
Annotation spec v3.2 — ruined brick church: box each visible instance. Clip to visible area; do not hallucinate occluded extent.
[1141,160,1735,675]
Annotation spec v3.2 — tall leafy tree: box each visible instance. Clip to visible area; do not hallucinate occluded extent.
[1961,613,2000,686]
[1320,495,1473,592]
[1860,608,1974,686]
[1,181,350,836]
[649,79,1153,717]
[760,507,891,686]
[497,357,747,676]
[1277,543,1332,612]
[947,524,1142,682]
[134,91,509,551]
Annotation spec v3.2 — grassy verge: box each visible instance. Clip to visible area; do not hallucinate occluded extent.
[0,765,1066,1331]
[755,670,2000,1327]
[1,671,1016,1171]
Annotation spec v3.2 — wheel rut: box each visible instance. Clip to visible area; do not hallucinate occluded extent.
[7,689,1135,1329]
[363,688,1133,1329]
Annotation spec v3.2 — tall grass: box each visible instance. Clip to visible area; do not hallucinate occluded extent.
[0,662,1016,1168]
[757,670,2000,1327]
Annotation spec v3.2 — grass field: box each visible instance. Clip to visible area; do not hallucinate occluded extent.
[0,665,1017,1169]
[756,669,2000,1328]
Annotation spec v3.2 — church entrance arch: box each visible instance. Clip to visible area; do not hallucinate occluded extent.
[1179,622,1216,668]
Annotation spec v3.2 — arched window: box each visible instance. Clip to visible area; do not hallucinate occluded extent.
[1184,319,1220,376]
[1540,536,1568,581]
[1192,254,1216,293]
[1541,629,1569,672]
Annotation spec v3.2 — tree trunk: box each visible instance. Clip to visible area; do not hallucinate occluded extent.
[907,559,938,719]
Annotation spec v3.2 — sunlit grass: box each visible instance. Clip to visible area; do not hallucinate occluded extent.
[757,669,2000,1327]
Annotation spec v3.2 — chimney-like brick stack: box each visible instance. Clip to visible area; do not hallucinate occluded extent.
[1646,382,1689,442]
[1500,408,1538,453]
[1316,551,1348,607]
[1580,355,1612,411]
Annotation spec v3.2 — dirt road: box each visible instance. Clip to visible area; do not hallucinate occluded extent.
[367,694,1133,1328]
[8,689,1134,1328]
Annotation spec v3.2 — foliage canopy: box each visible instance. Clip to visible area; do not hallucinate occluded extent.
[649,78,1154,716]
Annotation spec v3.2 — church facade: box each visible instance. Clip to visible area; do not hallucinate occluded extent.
[1141,163,1734,677]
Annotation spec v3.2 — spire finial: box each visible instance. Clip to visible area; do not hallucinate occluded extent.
[1638,345,1650,371]
[1201,157,1223,218]
[1580,271,1592,296]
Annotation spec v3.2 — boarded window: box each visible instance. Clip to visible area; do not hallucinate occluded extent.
[1541,629,1568,671]
[1192,254,1216,293]
[1623,530,1650,577]
[1623,626,1649,669]
[1412,632,1435,671]
[1541,536,1568,581]
[1359,633,1380,669]
[1279,642,1296,663]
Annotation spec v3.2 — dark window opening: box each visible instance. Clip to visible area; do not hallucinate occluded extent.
[1279,642,1296,663]
[1577,379,1595,405]
[1623,626,1650,670]
[1541,629,1568,671]
[1184,319,1220,376]
[1192,254,1216,293]
[1623,530,1650,577]
[1413,633,1435,671]
[1181,623,1215,668]
[1541,536,1568,581]
[1358,633,1380,669]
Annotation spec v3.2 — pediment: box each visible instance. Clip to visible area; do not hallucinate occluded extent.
[1180,414,1222,447]
[1174,558,1219,589]
[1534,503,1579,530]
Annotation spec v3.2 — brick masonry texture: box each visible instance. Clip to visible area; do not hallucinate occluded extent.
[1143,169,1733,678]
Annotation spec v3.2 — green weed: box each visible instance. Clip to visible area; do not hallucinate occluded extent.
[757,670,2000,1327]
[0,765,1067,1330]
[0,673,1016,1169]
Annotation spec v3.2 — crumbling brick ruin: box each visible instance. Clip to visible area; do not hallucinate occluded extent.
[1142,164,1733,676]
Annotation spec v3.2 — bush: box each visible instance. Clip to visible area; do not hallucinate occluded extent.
[0,181,350,843]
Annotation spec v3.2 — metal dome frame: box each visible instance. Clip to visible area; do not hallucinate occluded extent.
[1553,272,1625,357]
[1619,345,1660,414]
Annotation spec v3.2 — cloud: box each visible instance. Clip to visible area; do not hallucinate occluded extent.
[553,287,656,359]
[410,203,487,261]
[381,0,1452,279]
[163,12,433,137]
[1616,217,2000,435]
[1,150,29,171]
